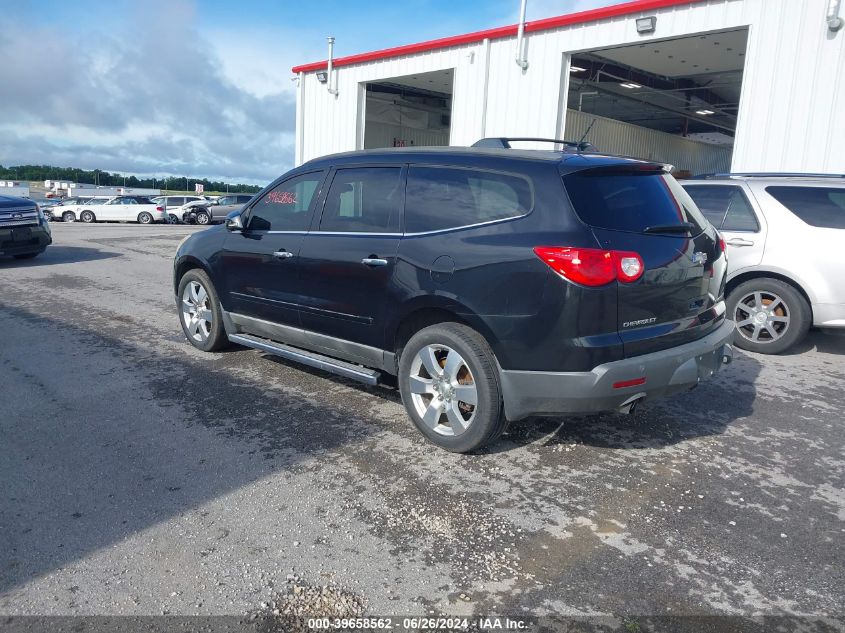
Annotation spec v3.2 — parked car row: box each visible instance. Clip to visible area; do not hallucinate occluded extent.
[41,193,257,226]
[44,195,168,224]
[170,146,844,451]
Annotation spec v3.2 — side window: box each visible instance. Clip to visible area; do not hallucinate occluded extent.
[319,167,402,233]
[247,172,324,231]
[766,186,845,229]
[405,166,532,233]
[683,185,759,232]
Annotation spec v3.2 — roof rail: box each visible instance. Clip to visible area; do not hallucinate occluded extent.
[692,172,845,180]
[472,137,596,152]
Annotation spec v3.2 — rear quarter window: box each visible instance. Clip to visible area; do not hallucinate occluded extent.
[564,169,709,234]
[404,166,532,233]
[683,184,760,232]
[766,186,845,229]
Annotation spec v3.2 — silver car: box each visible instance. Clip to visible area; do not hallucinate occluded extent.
[682,174,845,353]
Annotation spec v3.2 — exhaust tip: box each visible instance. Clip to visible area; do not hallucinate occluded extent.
[617,394,646,415]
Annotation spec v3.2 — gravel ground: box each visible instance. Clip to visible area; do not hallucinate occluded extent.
[0,223,843,623]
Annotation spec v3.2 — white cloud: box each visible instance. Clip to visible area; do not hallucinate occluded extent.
[0,0,296,184]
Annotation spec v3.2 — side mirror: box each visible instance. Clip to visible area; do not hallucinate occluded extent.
[226,213,244,231]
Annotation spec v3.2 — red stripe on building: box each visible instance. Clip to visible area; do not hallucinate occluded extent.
[291,0,707,74]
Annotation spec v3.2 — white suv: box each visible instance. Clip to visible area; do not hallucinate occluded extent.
[682,174,845,353]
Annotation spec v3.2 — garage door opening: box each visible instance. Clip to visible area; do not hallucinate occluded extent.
[564,28,748,176]
[363,69,453,149]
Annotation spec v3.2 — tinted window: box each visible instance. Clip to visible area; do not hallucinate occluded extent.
[766,186,845,229]
[405,166,532,233]
[319,167,402,233]
[238,195,253,203]
[247,172,323,231]
[564,169,708,234]
[683,185,759,232]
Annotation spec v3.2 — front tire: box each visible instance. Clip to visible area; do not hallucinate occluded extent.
[195,210,210,225]
[169,214,180,224]
[13,252,40,260]
[728,278,811,354]
[62,211,76,222]
[177,269,228,352]
[80,210,96,223]
[137,212,153,224]
[398,323,505,453]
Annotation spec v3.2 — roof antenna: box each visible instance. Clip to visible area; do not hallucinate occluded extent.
[577,118,597,152]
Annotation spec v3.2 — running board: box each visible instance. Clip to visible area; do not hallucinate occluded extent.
[228,333,380,385]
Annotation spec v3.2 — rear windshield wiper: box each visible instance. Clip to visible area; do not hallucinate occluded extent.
[643,222,696,234]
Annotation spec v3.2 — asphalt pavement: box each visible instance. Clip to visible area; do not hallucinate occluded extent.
[1,223,843,623]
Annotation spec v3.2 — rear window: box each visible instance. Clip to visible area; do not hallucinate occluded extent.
[766,186,845,229]
[405,166,532,234]
[564,169,708,234]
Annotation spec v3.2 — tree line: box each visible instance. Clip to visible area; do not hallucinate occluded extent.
[0,164,263,194]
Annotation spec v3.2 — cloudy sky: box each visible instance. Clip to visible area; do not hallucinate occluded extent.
[0,0,615,185]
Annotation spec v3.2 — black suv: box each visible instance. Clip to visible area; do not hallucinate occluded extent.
[1,195,52,260]
[174,147,734,452]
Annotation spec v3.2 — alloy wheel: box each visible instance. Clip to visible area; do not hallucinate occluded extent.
[408,344,478,436]
[734,290,790,345]
[181,281,213,343]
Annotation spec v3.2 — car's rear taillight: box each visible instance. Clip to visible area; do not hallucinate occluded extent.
[156,206,164,212]
[718,232,726,254]
[533,246,644,286]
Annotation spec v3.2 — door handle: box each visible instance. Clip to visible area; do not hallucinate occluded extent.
[273,250,294,259]
[725,238,754,247]
[361,257,388,267]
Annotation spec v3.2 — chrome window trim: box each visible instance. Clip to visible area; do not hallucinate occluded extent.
[402,213,528,237]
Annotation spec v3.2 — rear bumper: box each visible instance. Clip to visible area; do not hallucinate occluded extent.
[0,225,52,256]
[500,318,735,421]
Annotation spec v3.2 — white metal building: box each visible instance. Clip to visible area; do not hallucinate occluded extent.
[292,0,845,176]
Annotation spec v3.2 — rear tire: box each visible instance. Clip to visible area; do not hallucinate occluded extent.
[727,278,811,354]
[14,252,40,260]
[398,322,505,453]
[177,269,229,352]
[195,210,210,225]
[80,210,96,223]
[62,211,76,222]
[137,212,153,224]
